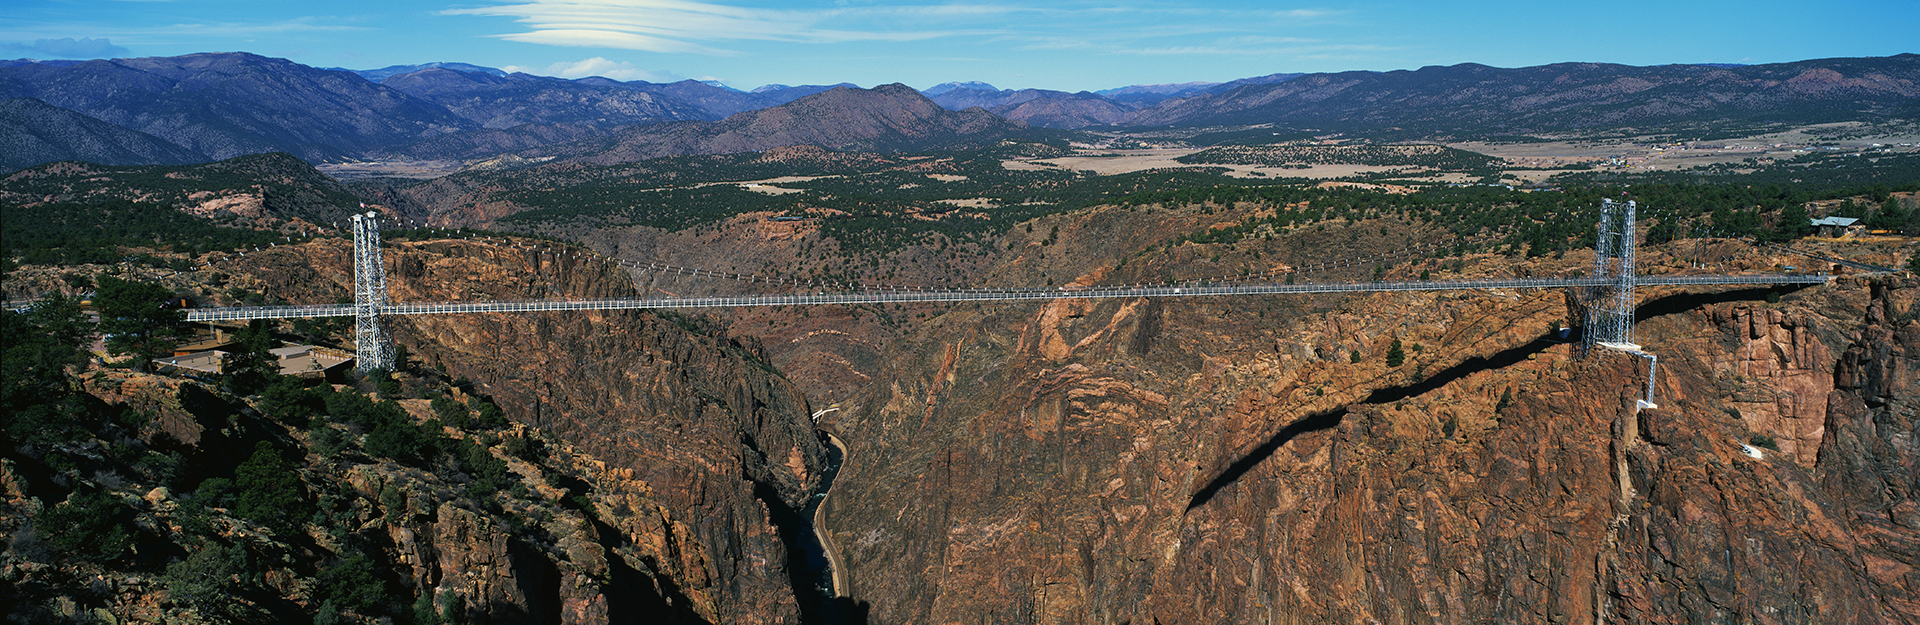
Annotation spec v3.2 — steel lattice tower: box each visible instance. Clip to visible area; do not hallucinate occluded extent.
[351,211,393,372]
[1586,199,1639,350]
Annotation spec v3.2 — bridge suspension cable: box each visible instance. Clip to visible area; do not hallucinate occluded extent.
[175,203,1852,372]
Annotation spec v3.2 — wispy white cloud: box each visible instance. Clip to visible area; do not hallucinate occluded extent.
[444,1,1331,56]
[1121,41,1395,56]
[0,37,130,58]
[3,17,366,47]
[1263,9,1334,19]
[160,17,367,37]
[445,0,986,54]
[502,56,682,81]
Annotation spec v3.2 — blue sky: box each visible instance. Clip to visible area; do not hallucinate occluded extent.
[3,0,1914,92]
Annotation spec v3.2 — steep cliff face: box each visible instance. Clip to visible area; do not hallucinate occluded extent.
[824,267,1919,622]
[1817,280,1920,618]
[175,205,1916,624]
[244,235,833,623]
[1703,304,1847,463]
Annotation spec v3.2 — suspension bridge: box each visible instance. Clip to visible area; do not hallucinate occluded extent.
[183,200,1850,375]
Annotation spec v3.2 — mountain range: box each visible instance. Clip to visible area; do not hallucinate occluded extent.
[1,52,1915,172]
[1,96,208,171]
[1127,56,1920,136]
[526,83,1037,164]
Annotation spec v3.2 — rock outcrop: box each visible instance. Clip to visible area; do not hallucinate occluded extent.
[824,259,1920,623]
[211,234,833,623]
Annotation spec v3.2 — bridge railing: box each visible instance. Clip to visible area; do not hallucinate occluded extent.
[183,273,1830,322]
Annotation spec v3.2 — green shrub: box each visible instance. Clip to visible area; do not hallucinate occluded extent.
[380,484,407,523]
[39,488,134,562]
[432,394,471,430]
[194,477,236,508]
[364,421,440,465]
[315,601,348,625]
[133,451,185,487]
[504,434,546,463]
[316,550,395,616]
[470,397,508,430]
[2,293,96,443]
[325,389,441,464]
[310,424,349,456]
[221,320,282,396]
[95,276,191,371]
[412,592,443,625]
[233,442,311,534]
[369,368,402,396]
[164,543,241,616]
[455,440,512,498]
[260,377,319,426]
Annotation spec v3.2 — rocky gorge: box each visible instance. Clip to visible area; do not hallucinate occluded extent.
[1,233,838,624]
[265,235,842,623]
[380,198,1919,624]
[4,189,1917,624]
[818,264,1918,622]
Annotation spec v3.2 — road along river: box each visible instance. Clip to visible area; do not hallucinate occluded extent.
[812,431,852,598]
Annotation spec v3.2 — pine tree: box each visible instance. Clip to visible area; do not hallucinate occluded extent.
[234,442,311,534]
[96,276,190,371]
[1772,203,1809,242]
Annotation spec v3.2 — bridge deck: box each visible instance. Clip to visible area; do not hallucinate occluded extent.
[183,273,1831,322]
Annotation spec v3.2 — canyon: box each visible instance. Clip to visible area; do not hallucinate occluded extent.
[3,185,1917,623]
[287,203,1920,622]
[2,65,1916,621]
[767,201,1920,623]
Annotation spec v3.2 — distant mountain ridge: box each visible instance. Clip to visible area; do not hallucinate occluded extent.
[0,53,896,169]
[753,83,863,105]
[344,61,509,82]
[1095,81,1219,102]
[1126,56,1920,134]
[923,81,999,96]
[0,52,472,162]
[1,97,208,172]
[1,52,1915,172]
[381,68,709,129]
[533,83,1035,164]
[924,73,1310,128]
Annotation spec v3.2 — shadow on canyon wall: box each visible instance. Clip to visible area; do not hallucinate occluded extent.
[1184,283,1804,511]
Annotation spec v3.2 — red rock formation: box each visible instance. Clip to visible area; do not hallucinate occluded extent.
[1705,305,1841,464]
[239,235,833,623]
[826,275,1920,623]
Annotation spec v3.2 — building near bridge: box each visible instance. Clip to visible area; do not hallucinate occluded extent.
[1809,216,1863,238]
[153,344,354,382]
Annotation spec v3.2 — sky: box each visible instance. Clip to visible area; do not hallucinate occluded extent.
[2,0,1914,92]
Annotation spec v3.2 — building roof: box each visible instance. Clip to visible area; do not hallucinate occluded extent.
[1809,216,1861,227]
[154,344,352,376]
